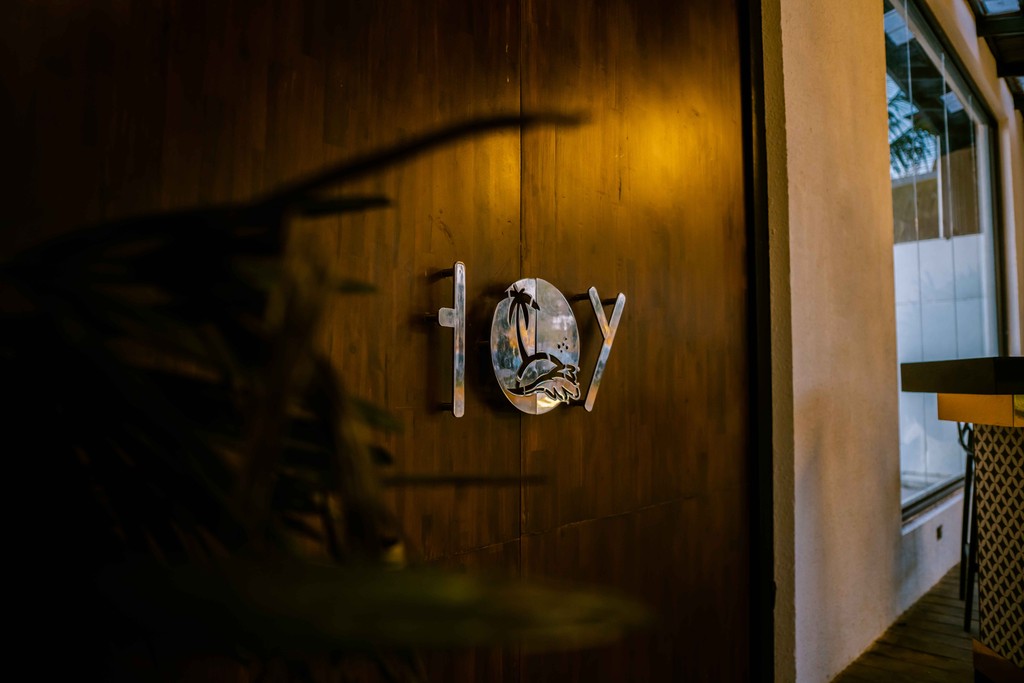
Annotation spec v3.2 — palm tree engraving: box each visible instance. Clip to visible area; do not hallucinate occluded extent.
[504,284,581,404]
[506,284,540,357]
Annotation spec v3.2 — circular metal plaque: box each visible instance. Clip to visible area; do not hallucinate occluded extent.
[490,278,581,415]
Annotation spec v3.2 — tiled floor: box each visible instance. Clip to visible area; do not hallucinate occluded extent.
[832,566,979,682]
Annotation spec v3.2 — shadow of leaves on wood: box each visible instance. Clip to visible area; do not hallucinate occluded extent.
[2,113,647,681]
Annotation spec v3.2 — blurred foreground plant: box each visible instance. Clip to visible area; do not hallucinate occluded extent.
[1,114,648,682]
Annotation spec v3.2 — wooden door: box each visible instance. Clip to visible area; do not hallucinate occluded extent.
[328,2,751,679]
[5,0,752,679]
[517,2,750,680]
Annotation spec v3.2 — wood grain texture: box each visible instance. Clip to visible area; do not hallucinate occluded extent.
[519,0,749,529]
[423,541,521,683]
[4,0,753,680]
[517,2,751,677]
[308,0,525,561]
[521,498,750,682]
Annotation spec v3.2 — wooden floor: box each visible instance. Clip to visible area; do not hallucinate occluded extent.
[832,566,979,682]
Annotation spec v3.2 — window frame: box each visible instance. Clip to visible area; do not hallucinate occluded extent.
[886,0,1007,519]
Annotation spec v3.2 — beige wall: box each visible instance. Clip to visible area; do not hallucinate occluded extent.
[764,1,1023,682]
[767,1,903,680]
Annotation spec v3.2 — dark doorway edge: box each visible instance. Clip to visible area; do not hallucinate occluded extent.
[739,0,776,679]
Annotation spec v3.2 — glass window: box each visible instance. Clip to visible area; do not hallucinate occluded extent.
[884,0,1001,508]
[977,0,1022,15]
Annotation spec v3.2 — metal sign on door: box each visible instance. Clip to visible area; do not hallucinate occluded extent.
[435,262,625,417]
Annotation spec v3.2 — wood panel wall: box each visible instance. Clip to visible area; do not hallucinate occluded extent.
[3,1,751,680]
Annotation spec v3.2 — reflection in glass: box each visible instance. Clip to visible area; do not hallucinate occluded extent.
[979,0,1021,15]
[884,0,999,506]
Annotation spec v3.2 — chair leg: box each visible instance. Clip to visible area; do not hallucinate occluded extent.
[964,483,978,634]
[960,449,973,600]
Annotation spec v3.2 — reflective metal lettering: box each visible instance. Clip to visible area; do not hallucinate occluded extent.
[584,287,625,412]
[436,261,466,417]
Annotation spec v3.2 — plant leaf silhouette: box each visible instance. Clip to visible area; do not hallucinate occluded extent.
[2,112,650,681]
